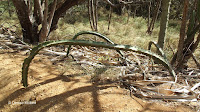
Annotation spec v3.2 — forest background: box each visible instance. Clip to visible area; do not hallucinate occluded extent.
[0,0,200,71]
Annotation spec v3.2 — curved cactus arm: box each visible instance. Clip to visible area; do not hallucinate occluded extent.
[66,31,124,57]
[72,31,115,43]
[148,41,168,61]
[22,40,176,87]
[148,41,176,78]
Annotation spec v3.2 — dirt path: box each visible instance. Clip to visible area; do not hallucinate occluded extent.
[0,50,194,112]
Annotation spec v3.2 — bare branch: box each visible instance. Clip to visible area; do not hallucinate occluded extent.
[88,0,94,30]
[176,0,189,68]
[48,0,57,30]
[39,0,48,42]
[119,0,133,5]
[34,0,44,23]
[50,0,85,31]
[103,0,116,7]
[103,0,133,7]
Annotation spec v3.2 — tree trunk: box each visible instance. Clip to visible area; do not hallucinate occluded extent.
[12,0,39,44]
[147,2,151,27]
[171,0,200,69]
[88,0,95,30]
[39,0,49,42]
[50,0,86,32]
[157,0,171,49]
[108,5,113,31]
[146,0,161,34]
[88,0,98,31]
[176,30,200,69]
[175,0,189,68]
[12,0,85,44]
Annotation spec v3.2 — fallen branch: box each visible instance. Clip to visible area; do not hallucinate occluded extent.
[191,82,200,91]
[127,80,199,102]
[42,49,67,56]
[4,42,30,50]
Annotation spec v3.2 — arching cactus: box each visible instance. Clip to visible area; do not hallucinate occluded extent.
[22,39,176,87]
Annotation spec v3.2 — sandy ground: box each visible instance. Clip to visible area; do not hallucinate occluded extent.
[0,50,194,112]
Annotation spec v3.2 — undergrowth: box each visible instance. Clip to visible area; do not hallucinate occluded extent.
[48,7,182,60]
[0,5,199,61]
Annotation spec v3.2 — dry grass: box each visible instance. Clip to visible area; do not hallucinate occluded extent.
[48,12,182,60]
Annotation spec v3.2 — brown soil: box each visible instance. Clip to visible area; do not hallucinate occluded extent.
[0,50,194,112]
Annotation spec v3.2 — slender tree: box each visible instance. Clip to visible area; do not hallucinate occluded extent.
[176,0,189,67]
[147,0,161,34]
[157,0,171,49]
[88,0,98,31]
